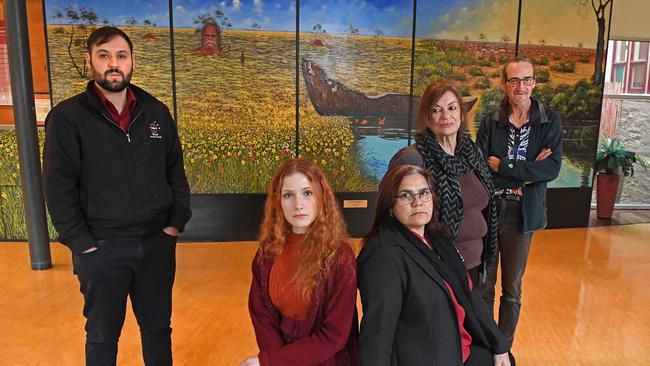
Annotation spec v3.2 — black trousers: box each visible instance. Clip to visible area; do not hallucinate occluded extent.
[72,230,177,366]
[481,198,533,349]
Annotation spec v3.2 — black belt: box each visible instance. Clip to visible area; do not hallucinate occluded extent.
[495,194,522,202]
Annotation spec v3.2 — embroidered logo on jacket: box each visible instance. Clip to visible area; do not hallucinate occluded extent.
[149,121,162,139]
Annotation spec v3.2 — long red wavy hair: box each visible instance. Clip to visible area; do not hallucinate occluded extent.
[258,158,349,299]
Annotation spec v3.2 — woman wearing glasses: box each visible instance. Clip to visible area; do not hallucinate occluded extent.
[357,165,511,366]
[388,82,498,288]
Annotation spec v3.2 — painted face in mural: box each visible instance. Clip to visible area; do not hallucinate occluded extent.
[87,35,134,93]
[201,23,219,51]
[427,91,462,142]
[503,61,536,108]
[392,173,433,235]
[280,172,319,234]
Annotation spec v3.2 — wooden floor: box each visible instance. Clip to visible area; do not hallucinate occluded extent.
[588,208,650,227]
[2,224,650,365]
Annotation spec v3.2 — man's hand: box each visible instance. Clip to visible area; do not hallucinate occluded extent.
[488,156,501,172]
[163,226,180,237]
[494,352,511,366]
[535,148,552,161]
[240,356,260,366]
[82,247,98,254]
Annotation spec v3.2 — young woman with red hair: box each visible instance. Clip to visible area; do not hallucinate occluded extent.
[240,158,359,366]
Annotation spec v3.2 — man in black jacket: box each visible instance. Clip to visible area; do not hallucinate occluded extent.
[43,26,191,366]
[476,57,562,349]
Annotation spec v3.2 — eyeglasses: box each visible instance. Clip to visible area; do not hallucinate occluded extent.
[396,189,433,205]
[506,76,535,86]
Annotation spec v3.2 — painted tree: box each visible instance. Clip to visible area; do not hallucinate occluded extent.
[251,22,262,30]
[80,7,98,26]
[374,28,384,36]
[312,24,326,34]
[346,24,359,35]
[125,16,137,35]
[51,6,99,78]
[311,24,326,46]
[577,0,612,85]
[501,34,511,44]
[142,19,157,40]
[221,17,232,28]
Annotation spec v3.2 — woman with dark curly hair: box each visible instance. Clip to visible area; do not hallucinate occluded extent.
[241,158,358,366]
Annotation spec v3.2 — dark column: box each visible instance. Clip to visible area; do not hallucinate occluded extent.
[4,0,52,270]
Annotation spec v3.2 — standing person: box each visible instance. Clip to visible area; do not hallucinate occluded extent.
[241,159,358,366]
[358,165,511,366]
[43,26,191,366]
[389,82,498,287]
[476,57,562,348]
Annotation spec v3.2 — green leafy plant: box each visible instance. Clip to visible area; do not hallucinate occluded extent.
[595,136,650,176]
[550,60,576,73]
[536,67,550,83]
[533,80,601,121]
[474,77,491,90]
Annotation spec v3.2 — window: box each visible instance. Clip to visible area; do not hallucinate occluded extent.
[632,42,648,61]
[609,41,629,88]
[613,64,626,83]
[616,41,628,62]
[629,63,646,91]
[603,40,650,95]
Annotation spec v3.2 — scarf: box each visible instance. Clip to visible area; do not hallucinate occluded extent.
[414,129,499,272]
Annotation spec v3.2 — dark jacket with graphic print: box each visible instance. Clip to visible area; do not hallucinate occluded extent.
[476,98,562,233]
[43,81,191,254]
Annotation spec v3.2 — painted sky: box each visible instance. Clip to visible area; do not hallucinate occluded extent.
[45,0,606,46]
[424,0,603,48]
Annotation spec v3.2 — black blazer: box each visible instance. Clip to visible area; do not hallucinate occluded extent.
[357,219,508,366]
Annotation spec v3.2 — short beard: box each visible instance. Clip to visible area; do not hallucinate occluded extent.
[90,62,133,93]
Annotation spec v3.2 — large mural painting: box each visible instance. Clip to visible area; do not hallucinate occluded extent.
[41,0,612,197]
[298,0,414,191]
[172,0,297,193]
[0,0,612,239]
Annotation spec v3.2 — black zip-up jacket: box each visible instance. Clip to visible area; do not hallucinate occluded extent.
[476,98,562,233]
[43,81,191,254]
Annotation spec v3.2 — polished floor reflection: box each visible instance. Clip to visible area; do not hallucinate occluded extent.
[1,223,649,365]
[514,223,650,364]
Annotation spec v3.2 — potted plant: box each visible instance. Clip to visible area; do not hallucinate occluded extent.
[594,136,650,218]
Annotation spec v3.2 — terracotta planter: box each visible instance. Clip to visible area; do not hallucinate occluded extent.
[596,173,621,219]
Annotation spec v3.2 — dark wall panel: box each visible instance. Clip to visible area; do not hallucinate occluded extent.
[182,192,378,241]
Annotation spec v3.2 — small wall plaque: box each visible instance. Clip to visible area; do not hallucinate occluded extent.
[343,200,368,209]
